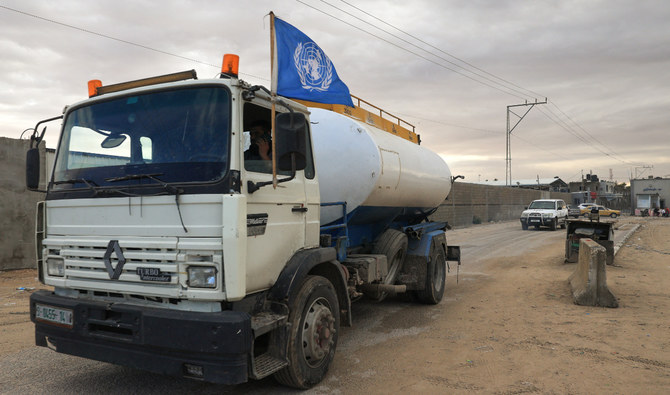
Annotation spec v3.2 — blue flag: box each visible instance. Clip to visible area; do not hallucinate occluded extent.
[273,17,354,107]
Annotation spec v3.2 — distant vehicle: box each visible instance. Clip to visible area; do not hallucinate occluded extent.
[589,205,621,218]
[578,202,597,216]
[520,199,569,230]
[567,205,581,218]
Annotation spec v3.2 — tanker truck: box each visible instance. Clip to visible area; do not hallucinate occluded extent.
[25,62,461,389]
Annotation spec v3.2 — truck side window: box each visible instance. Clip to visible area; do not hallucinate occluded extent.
[140,136,153,163]
[243,102,314,178]
[243,103,274,174]
[303,120,315,179]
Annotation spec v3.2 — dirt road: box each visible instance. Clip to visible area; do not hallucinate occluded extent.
[1,216,668,394]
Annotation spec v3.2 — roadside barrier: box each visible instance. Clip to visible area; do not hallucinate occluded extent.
[568,238,618,308]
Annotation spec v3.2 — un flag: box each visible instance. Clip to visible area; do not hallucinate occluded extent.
[274,17,354,107]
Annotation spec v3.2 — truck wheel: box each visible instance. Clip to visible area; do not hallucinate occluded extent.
[371,229,408,301]
[274,276,339,389]
[522,223,528,230]
[610,213,618,218]
[550,218,557,231]
[416,245,446,304]
[560,219,567,229]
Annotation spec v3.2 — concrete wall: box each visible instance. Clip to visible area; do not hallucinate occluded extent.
[0,137,571,270]
[0,137,46,271]
[431,182,573,228]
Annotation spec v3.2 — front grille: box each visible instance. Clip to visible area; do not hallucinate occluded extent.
[45,237,179,286]
[43,236,224,302]
[59,244,178,284]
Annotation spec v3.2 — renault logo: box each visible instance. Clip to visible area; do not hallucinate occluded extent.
[103,240,126,280]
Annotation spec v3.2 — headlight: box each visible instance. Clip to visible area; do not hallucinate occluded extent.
[46,257,64,277]
[521,212,529,218]
[542,213,553,218]
[187,266,217,288]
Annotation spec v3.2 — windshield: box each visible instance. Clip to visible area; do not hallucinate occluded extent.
[52,86,230,190]
[528,201,556,210]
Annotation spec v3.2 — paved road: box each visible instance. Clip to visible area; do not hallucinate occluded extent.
[0,219,637,394]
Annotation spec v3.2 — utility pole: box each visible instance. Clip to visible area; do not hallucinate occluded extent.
[506,99,547,186]
[634,165,653,179]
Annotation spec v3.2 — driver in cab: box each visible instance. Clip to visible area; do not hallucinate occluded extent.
[244,120,272,161]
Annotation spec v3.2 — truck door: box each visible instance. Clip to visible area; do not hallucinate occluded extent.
[242,103,307,293]
[302,121,320,248]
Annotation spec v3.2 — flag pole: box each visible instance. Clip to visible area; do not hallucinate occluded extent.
[269,11,277,188]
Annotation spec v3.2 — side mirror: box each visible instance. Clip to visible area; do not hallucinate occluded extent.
[26,148,41,190]
[275,112,307,172]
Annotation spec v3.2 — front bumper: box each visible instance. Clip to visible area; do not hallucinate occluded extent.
[30,290,252,385]
[520,216,554,226]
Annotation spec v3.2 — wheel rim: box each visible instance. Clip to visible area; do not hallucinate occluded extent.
[301,297,336,368]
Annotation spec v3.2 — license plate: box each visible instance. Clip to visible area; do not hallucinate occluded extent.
[35,304,73,328]
[530,219,540,223]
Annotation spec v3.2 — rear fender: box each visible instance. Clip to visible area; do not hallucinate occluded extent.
[399,230,448,290]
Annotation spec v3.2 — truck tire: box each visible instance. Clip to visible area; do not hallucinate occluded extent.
[610,213,618,218]
[371,229,408,300]
[416,245,446,304]
[550,218,557,231]
[522,223,528,230]
[560,218,567,229]
[274,275,339,389]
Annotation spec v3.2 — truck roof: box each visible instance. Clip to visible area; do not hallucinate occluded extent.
[83,69,419,144]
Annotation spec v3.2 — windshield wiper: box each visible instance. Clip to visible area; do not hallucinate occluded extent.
[105,173,179,194]
[105,173,164,184]
[105,173,187,233]
[52,178,100,195]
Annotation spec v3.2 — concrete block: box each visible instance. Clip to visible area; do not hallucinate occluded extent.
[568,238,618,308]
[1,137,46,271]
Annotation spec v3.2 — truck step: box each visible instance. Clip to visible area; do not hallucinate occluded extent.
[250,312,287,337]
[250,353,288,379]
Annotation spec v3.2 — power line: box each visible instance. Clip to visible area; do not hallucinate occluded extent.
[317,0,539,101]
[294,0,529,100]
[538,106,643,166]
[548,101,631,163]
[0,5,269,81]
[337,0,546,100]
[3,4,642,169]
[538,107,623,159]
[511,134,568,160]
[299,1,642,168]
[398,111,568,160]
[564,170,583,182]
[395,113,501,134]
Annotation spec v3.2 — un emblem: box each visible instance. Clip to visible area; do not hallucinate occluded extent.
[294,42,333,92]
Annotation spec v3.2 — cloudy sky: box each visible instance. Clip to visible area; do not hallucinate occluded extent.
[2,0,668,184]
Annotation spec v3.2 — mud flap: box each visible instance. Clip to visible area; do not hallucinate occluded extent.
[446,246,461,283]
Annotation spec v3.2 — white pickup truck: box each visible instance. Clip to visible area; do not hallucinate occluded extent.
[520,199,569,231]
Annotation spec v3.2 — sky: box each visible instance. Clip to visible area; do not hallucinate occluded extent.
[1,0,669,184]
